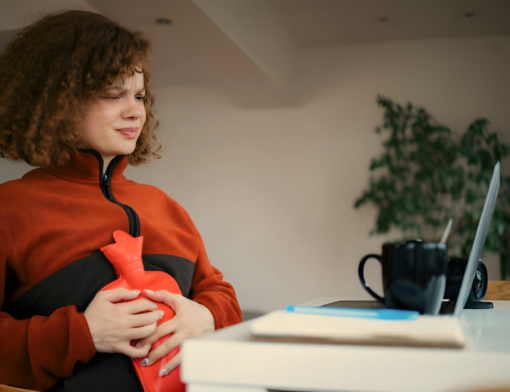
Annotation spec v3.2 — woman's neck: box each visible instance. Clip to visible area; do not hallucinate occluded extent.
[102,156,114,173]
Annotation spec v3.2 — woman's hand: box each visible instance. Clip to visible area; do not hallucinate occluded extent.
[84,288,164,358]
[138,289,215,376]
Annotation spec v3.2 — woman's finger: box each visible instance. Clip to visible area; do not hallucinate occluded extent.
[117,297,158,315]
[144,289,184,311]
[124,323,159,341]
[145,332,183,365]
[116,341,151,359]
[100,288,141,303]
[159,352,181,377]
[137,317,179,346]
[127,309,164,328]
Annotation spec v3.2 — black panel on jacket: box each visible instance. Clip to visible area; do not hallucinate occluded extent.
[9,251,195,319]
[143,254,195,297]
[6,251,116,319]
[5,250,195,392]
[47,354,143,392]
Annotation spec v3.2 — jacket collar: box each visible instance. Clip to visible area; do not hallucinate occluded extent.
[44,149,128,184]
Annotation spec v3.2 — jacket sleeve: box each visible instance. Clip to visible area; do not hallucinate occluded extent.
[0,249,96,390]
[189,230,242,329]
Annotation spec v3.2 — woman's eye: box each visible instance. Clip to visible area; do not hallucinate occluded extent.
[102,96,120,100]
[135,95,145,102]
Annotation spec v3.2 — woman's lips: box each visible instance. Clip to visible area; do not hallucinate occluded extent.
[116,127,139,139]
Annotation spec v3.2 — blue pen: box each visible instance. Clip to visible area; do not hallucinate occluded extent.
[285,305,419,320]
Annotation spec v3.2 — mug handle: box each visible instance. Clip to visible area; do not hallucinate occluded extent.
[358,254,385,302]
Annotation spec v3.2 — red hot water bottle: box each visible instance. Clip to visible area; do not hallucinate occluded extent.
[99,230,185,392]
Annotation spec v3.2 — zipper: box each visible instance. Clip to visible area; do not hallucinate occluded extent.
[83,149,141,237]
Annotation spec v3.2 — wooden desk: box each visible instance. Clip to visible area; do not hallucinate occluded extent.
[181,299,510,392]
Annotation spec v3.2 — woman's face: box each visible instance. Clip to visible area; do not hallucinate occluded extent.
[77,71,146,166]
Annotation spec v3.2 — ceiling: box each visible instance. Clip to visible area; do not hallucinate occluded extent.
[1,0,509,107]
[275,0,510,46]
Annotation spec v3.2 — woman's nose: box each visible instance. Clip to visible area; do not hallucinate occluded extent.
[122,97,145,121]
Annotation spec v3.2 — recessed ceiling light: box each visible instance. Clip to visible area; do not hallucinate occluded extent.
[155,18,171,25]
[465,12,475,18]
[378,17,389,22]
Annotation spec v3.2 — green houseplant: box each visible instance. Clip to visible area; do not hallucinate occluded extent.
[355,96,510,257]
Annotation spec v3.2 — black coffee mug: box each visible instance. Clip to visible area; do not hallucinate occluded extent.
[358,240,448,315]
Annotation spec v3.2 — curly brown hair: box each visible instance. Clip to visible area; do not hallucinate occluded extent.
[0,10,160,167]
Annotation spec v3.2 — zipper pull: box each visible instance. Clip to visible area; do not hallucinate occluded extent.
[102,173,111,197]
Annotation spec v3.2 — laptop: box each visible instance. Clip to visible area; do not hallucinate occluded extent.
[453,161,500,316]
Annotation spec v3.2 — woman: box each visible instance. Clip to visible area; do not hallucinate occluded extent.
[0,10,241,392]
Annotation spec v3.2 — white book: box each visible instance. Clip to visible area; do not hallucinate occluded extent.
[250,310,466,349]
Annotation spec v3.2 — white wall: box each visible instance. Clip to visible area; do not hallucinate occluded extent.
[2,34,510,313]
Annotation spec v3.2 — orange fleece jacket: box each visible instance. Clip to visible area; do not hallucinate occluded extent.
[0,151,241,390]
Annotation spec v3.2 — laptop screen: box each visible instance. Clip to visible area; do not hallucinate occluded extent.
[453,162,500,316]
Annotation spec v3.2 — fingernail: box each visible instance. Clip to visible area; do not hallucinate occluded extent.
[159,310,165,319]
[136,341,143,348]
[159,368,169,377]
[141,358,149,366]
[132,290,141,296]
[145,289,154,294]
